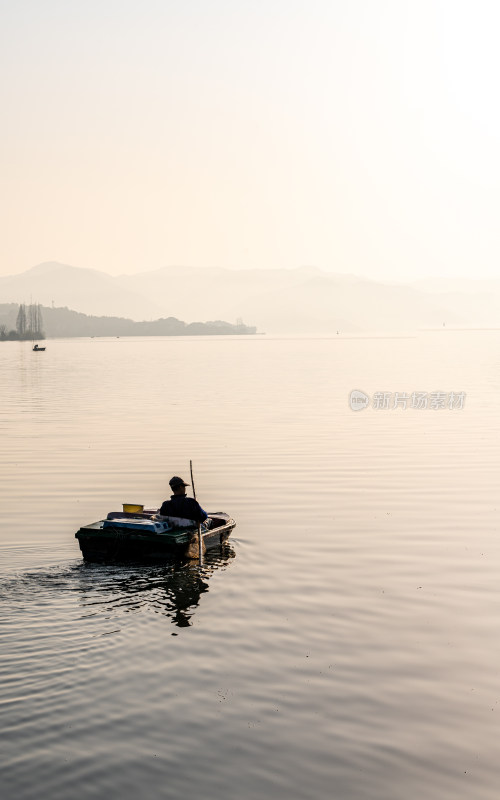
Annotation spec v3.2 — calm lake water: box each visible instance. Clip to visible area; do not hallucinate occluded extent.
[1,332,500,800]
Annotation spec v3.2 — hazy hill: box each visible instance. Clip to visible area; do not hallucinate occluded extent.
[1,261,498,333]
[0,262,163,320]
[0,303,256,338]
[230,274,461,334]
[411,278,500,328]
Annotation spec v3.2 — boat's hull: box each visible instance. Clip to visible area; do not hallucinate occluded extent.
[75,517,235,562]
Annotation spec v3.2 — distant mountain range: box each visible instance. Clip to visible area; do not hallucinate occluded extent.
[1,261,499,333]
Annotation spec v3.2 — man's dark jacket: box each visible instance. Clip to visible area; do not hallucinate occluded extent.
[159,495,208,523]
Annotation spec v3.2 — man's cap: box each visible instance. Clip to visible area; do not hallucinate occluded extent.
[169,476,190,488]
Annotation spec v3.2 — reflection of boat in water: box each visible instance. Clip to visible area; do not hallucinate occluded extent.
[76,544,236,627]
[75,508,235,562]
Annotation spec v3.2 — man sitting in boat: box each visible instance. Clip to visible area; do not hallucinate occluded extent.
[158,476,208,523]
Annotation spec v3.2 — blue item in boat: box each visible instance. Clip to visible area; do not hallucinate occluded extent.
[102,517,172,534]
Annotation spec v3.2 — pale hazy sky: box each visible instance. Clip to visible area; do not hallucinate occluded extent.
[1,0,500,280]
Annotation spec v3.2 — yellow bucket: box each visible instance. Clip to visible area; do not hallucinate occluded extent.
[123,503,144,514]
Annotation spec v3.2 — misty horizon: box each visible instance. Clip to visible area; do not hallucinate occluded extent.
[1,260,499,336]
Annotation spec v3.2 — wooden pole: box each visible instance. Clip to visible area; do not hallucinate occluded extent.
[190,460,203,564]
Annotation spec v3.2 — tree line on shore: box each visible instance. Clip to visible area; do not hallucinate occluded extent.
[0,303,45,340]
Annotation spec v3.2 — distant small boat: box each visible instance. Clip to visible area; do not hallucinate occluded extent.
[32,344,46,351]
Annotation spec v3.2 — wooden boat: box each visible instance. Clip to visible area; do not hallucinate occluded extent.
[75,510,235,562]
